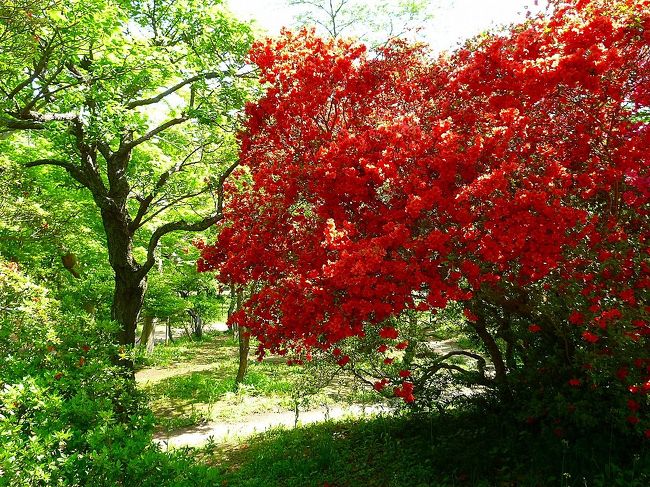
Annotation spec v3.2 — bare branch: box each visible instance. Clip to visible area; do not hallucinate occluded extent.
[415,349,491,387]
[137,155,240,277]
[135,188,209,230]
[0,119,44,131]
[128,143,211,231]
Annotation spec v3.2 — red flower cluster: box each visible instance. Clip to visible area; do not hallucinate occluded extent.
[393,381,415,403]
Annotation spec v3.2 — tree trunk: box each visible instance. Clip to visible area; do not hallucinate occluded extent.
[139,315,156,354]
[188,308,203,339]
[112,272,147,347]
[101,203,147,371]
[166,318,174,343]
[472,320,507,383]
[235,326,250,384]
[235,288,249,384]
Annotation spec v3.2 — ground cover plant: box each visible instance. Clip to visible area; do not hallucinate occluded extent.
[200,409,649,487]
[0,259,224,486]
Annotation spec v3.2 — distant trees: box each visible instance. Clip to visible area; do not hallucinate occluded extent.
[288,0,433,44]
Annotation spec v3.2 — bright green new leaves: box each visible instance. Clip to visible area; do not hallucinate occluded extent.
[0,0,256,342]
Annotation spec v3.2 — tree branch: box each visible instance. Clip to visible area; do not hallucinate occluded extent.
[217,159,240,214]
[139,212,223,278]
[0,119,45,131]
[137,155,240,277]
[128,144,210,232]
[7,36,57,99]
[117,116,188,155]
[415,349,492,387]
[125,72,225,109]
[135,188,209,230]
[25,158,89,187]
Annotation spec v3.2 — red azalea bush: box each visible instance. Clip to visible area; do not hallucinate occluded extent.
[199,0,649,438]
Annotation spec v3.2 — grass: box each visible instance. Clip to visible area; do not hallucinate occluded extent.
[137,332,389,432]
[193,405,650,487]
[137,330,649,486]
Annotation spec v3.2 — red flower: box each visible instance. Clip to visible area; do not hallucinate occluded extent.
[54,372,63,380]
[568,378,581,387]
[568,310,584,325]
[337,355,350,367]
[395,341,409,350]
[627,399,640,412]
[528,324,542,333]
[398,370,411,378]
[379,327,399,340]
[582,331,599,343]
[376,344,388,353]
[463,309,478,322]
[616,367,629,381]
[627,415,639,425]
[383,357,394,365]
[81,344,91,352]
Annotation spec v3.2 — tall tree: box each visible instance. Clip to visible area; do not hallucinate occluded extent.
[289,0,433,44]
[0,0,255,355]
[199,0,649,419]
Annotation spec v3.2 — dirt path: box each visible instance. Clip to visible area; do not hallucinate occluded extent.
[155,404,393,449]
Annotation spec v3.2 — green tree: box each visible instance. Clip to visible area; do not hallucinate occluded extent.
[0,0,255,358]
[289,0,433,44]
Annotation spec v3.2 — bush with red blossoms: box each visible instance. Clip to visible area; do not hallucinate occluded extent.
[199,0,649,439]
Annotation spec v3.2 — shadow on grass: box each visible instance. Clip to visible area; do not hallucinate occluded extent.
[198,405,650,487]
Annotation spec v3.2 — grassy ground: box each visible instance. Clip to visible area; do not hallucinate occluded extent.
[193,407,650,487]
[136,332,384,432]
[137,332,649,486]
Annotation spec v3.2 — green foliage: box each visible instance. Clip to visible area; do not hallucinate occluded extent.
[0,259,221,486]
[1,0,258,346]
[138,332,385,431]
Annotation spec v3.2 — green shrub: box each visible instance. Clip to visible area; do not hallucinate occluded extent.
[0,260,221,486]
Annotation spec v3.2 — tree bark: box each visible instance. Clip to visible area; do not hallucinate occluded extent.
[235,288,249,384]
[101,204,147,366]
[188,308,203,339]
[235,326,250,384]
[139,315,156,354]
[471,319,507,383]
[112,273,147,347]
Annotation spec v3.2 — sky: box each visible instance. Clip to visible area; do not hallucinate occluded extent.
[226,0,549,52]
